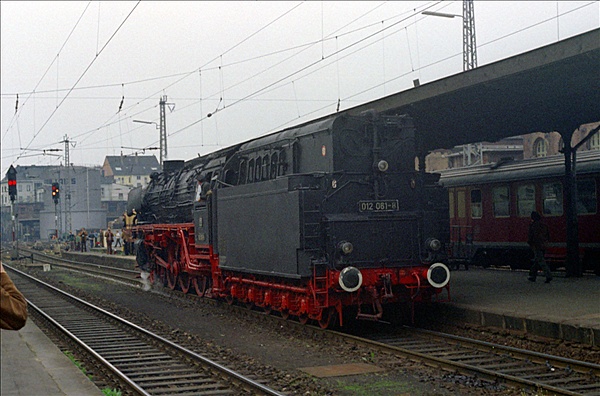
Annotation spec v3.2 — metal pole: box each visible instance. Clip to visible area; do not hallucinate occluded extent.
[562,133,581,277]
[159,95,167,166]
[462,0,477,71]
[86,167,90,228]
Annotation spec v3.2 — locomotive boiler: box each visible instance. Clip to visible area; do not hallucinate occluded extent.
[129,110,451,327]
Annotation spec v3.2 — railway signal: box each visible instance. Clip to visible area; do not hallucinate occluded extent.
[52,182,60,204]
[7,165,17,202]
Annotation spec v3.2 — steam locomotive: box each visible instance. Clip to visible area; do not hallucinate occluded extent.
[128,111,451,328]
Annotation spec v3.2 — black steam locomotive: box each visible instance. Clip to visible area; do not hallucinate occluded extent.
[128,110,450,328]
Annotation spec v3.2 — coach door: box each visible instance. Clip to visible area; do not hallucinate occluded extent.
[449,187,472,260]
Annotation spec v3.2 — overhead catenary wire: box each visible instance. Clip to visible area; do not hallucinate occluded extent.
[3,1,596,170]
[17,1,141,161]
[2,1,93,139]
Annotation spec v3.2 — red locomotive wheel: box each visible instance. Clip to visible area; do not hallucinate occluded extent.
[298,314,309,325]
[318,307,335,329]
[167,270,177,290]
[263,305,272,315]
[178,273,191,294]
[192,276,208,296]
[154,267,166,286]
[280,309,290,320]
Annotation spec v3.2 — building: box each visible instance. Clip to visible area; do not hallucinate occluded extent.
[426,137,524,172]
[1,165,106,241]
[100,155,159,226]
[426,121,599,172]
[102,154,159,188]
[522,122,600,159]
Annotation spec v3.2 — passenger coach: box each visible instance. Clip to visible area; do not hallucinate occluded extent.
[439,151,600,274]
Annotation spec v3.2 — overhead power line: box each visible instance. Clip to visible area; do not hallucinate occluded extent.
[16,1,141,161]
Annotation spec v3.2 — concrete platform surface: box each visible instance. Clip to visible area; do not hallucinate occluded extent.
[1,320,103,396]
[443,267,600,345]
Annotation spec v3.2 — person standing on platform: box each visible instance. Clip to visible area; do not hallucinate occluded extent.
[115,230,122,249]
[527,211,552,283]
[80,228,88,252]
[1,261,28,330]
[105,228,114,255]
[122,228,131,255]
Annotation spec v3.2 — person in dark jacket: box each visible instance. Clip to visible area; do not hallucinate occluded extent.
[1,261,28,330]
[527,211,552,283]
[105,228,114,255]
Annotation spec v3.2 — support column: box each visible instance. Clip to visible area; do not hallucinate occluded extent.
[561,131,581,277]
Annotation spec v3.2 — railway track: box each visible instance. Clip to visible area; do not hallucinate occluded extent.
[4,264,283,396]
[18,247,141,286]
[12,248,600,395]
[344,327,600,396]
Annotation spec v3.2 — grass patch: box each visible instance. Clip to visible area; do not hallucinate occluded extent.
[65,351,123,395]
[102,388,122,396]
[63,350,91,379]
[50,272,105,292]
[336,379,416,396]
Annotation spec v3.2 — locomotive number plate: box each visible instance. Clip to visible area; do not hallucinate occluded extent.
[358,200,399,212]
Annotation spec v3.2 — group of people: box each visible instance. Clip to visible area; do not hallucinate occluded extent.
[66,228,89,252]
[96,228,134,255]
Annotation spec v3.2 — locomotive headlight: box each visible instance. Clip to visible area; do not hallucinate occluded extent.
[377,160,389,172]
[427,262,450,289]
[338,241,353,255]
[426,238,442,251]
[339,266,363,292]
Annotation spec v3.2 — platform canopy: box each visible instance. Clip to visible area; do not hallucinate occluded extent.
[347,29,600,153]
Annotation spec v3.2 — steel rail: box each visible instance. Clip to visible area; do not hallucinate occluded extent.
[15,248,599,395]
[6,264,284,396]
[329,328,599,395]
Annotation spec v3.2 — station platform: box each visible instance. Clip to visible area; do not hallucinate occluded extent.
[1,320,103,396]
[433,267,600,346]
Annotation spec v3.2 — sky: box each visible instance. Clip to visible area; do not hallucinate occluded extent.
[1,1,599,176]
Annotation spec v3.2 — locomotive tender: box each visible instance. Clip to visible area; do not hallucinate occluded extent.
[129,111,451,328]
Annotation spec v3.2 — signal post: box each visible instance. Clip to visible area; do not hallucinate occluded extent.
[6,165,18,258]
[52,182,60,248]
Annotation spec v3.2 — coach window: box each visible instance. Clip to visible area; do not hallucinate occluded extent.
[577,179,597,214]
[542,182,563,216]
[492,186,510,217]
[517,184,536,217]
[248,159,255,183]
[470,189,482,218]
[533,138,548,158]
